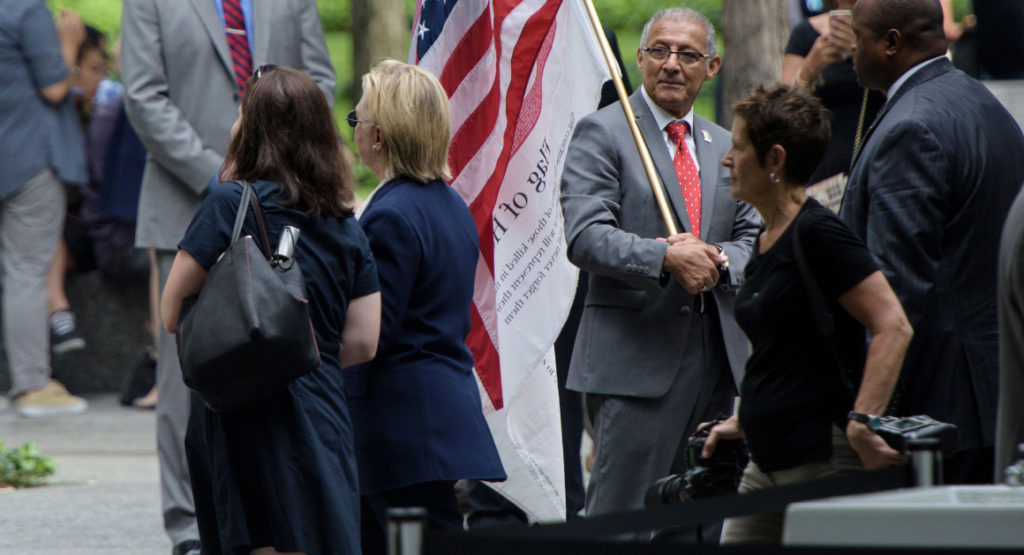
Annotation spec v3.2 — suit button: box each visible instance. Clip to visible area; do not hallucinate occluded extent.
[680,306,692,315]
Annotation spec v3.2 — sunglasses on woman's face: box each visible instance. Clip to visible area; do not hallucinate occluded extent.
[346,109,371,128]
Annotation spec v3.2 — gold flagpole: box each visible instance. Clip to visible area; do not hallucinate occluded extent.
[580,0,678,236]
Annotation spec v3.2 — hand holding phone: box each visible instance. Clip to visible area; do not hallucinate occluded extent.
[829,9,854,58]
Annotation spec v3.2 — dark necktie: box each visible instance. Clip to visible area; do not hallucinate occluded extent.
[222,0,252,94]
[665,121,702,239]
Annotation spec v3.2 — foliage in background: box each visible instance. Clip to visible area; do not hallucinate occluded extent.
[47,0,122,38]
[43,0,976,57]
[0,441,56,489]
[598,0,722,32]
[317,0,350,30]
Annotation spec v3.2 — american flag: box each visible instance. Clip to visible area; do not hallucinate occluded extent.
[410,0,610,521]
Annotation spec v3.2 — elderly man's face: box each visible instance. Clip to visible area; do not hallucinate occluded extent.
[636,16,720,119]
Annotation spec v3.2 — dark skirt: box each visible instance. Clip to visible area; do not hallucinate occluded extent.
[185,365,361,554]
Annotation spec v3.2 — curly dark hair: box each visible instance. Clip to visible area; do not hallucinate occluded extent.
[223,66,354,218]
[732,84,831,185]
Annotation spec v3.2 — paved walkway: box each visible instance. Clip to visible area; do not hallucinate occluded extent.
[0,394,171,554]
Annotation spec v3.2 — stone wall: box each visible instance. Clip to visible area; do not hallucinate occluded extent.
[0,271,151,394]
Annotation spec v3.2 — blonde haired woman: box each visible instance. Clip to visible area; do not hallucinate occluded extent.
[346,60,505,555]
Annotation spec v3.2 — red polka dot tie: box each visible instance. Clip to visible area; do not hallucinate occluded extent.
[666,121,701,239]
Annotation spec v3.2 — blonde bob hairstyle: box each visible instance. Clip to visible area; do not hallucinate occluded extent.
[361,60,452,183]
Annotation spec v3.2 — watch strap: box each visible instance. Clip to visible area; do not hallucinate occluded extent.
[847,411,880,430]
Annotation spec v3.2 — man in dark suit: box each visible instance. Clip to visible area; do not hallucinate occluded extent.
[560,8,759,515]
[842,0,1024,484]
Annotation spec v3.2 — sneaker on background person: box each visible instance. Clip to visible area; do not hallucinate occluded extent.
[14,380,88,418]
[49,309,85,354]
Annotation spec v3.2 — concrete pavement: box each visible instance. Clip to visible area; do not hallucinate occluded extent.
[0,394,171,554]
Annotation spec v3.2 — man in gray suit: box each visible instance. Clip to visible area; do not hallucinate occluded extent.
[560,8,758,516]
[842,0,1024,484]
[120,1,334,552]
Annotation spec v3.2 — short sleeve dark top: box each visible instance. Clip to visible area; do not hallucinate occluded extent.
[786,21,884,183]
[179,180,379,376]
[735,198,878,472]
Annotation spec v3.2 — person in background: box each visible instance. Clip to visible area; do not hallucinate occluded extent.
[705,84,911,544]
[842,0,1024,484]
[939,0,964,43]
[972,0,1024,79]
[347,60,505,555]
[40,27,158,409]
[85,38,161,408]
[0,2,89,417]
[782,0,884,188]
[161,65,380,555]
[121,1,335,551]
[45,24,110,355]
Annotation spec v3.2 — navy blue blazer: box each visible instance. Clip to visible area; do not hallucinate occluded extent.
[841,58,1024,451]
[347,177,505,494]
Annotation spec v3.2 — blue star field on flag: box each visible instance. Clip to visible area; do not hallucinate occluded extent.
[415,0,459,60]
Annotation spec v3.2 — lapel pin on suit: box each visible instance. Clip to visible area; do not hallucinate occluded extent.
[701,129,712,143]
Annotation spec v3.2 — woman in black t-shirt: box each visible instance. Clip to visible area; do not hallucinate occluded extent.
[704,85,912,544]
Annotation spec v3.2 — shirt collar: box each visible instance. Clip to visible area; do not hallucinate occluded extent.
[886,56,946,104]
[640,86,694,134]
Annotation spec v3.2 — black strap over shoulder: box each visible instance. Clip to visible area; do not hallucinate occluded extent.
[228,181,272,260]
[793,208,903,411]
[792,209,856,394]
[792,209,835,337]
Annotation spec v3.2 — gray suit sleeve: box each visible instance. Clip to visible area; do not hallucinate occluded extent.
[997,189,1024,477]
[121,0,224,194]
[296,0,336,107]
[560,115,671,295]
[717,198,759,290]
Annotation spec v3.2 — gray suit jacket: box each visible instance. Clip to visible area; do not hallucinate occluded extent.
[997,182,1024,478]
[841,57,1024,451]
[560,89,759,398]
[122,0,335,250]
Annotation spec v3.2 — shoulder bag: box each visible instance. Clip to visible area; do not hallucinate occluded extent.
[176,181,320,412]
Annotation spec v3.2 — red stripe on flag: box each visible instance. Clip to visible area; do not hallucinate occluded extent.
[439,9,493,97]
[449,79,501,181]
[465,0,563,273]
[468,302,503,409]
[511,20,557,153]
